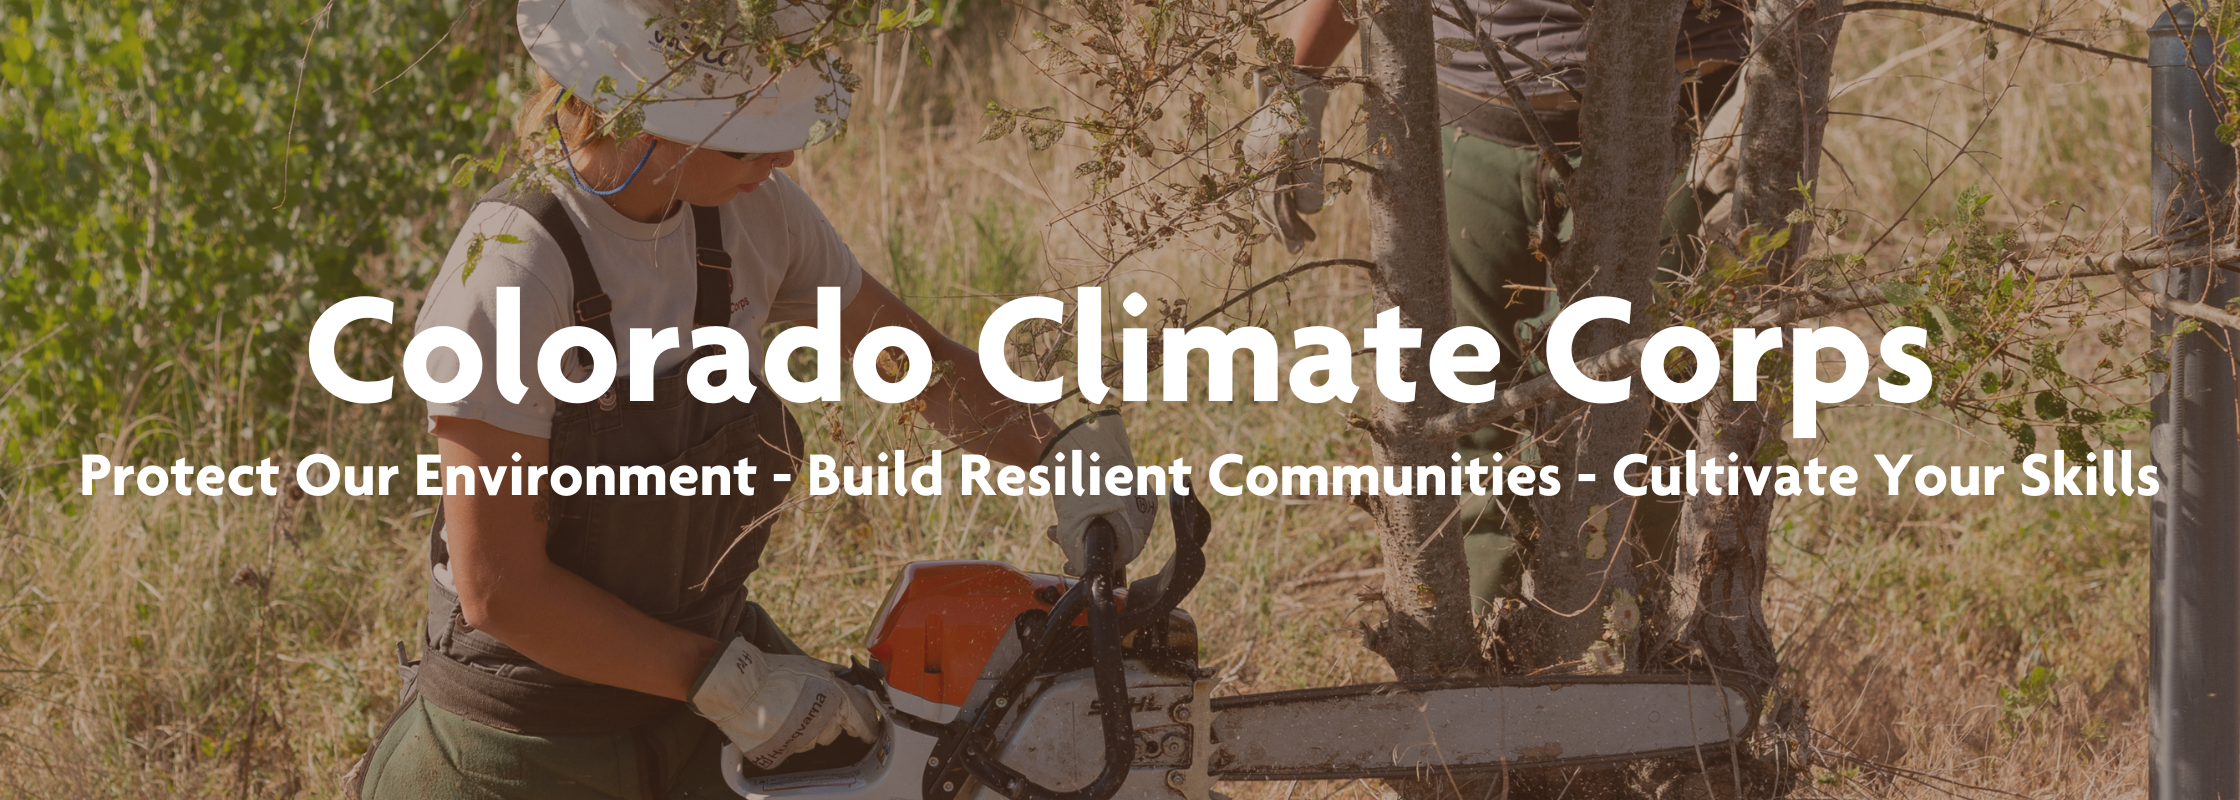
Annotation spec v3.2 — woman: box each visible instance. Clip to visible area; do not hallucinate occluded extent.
[350,0,1150,796]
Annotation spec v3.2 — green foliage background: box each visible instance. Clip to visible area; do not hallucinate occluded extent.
[0,0,524,473]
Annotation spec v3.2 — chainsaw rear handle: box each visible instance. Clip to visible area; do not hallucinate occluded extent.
[926,519,1136,800]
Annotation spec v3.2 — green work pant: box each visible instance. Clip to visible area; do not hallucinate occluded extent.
[359,697,743,800]
[358,603,812,800]
[1442,128,1704,613]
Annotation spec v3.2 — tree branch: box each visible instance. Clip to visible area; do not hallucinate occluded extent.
[1179,259,1378,330]
[2108,250,2240,330]
[1315,156,1382,175]
[1425,338,1652,441]
[1840,1,2147,64]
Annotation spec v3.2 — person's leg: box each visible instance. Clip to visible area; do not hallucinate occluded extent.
[1443,129,1556,614]
[1444,131,1712,611]
[358,603,824,800]
[360,696,647,800]
[1628,161,1710,587]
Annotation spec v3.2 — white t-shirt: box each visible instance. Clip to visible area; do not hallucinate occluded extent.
[415,171,865,438]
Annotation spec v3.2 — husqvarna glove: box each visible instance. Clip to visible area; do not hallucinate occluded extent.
[1243,67,1330,254]
[691,637,880,770]
[1042,410,1156,576]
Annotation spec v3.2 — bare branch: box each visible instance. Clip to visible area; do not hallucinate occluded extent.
[1316,156,1382,175]
[1840,1,2147,64]
[1179,258,1378,331]
[2108,250,2240,330]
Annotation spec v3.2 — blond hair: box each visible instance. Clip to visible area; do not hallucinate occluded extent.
[517,70,611,157]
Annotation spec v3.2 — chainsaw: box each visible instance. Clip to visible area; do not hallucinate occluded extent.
[719,487,1752,800]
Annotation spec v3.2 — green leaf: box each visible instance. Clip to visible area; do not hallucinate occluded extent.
[2057,427,2089,461]
[463,233,490,283]
[1026,121,1065,151]
[2034,391,2068,421]
[980,114,1016,142]
[1743,226,1791,261]
[1878,281,1924,308]
[1926,303,1957,343]
[1705,243,1740,280]
[2000,420,2039,463]
[2108,405,2155,422]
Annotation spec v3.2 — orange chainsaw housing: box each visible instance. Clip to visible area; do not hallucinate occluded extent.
[866,560,1199,708]
[866,561,1068,707]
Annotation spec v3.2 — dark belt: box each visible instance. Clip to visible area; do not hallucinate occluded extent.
[1438,84,1579,151]
[1439,64,1739,151]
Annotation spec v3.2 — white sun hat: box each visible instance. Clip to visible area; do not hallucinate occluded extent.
[516,0,851,153]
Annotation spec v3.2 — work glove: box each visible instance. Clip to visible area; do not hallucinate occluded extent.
[691,637,881,771]
[1243,68,1330,254]
[1042,410,1157,576]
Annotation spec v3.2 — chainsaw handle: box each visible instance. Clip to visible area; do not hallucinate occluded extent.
[1054,522,1137,800]
[930,520,1136,800]
[1119,481,1212,637]
[963,564,1134,800]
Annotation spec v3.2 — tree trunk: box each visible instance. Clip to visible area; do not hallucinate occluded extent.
[1355,0,1478,682]
[1657,0,1845,705]
[1650,0,1846,794]
[1731,0,1846,271]
[1509,0,1688,675]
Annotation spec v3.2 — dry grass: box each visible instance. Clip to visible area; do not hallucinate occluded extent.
[1781,3,2153,795]
[0,0,2161,796]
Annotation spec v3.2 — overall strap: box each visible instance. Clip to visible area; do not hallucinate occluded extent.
[477,184,616,343]
[691,203,733,330]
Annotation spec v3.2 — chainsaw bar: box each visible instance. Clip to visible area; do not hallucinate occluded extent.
[1205,675,1753,779]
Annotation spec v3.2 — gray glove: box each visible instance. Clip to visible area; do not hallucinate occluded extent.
[1042,410,1157,576]
[1243,68,1330,254]
[691,637,881,770]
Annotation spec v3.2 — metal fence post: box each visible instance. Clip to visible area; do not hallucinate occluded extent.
[2150,7,2240,800]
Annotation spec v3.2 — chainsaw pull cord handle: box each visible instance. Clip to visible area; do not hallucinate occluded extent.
[940,519,1136,800]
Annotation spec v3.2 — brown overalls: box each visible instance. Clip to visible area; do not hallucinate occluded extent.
[353,185,809,799]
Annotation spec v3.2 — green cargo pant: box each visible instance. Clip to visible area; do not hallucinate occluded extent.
[359,697,744,800]
[357,603,816,800]
[1443,128,1703,613]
